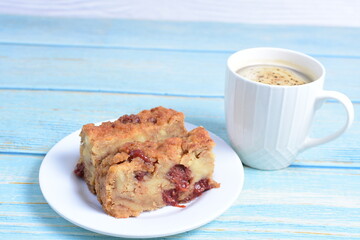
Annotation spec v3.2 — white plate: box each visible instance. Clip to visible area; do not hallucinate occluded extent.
[39,122,244,238]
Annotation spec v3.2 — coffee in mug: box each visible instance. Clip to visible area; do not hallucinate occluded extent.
[236,64,312,86]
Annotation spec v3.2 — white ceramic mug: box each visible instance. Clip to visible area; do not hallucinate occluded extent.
[225,48,354,170]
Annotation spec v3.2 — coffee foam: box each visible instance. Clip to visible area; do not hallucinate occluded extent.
[236,65,312,86]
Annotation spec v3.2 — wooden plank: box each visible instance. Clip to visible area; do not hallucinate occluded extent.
[0,90,359,166]
[0,15,359,57]
[1,218,359,240]
[0,44,227,98]
[0,0,359,27]
[0,44,359,99]
[0,184,45,203]
[0,154,40,183]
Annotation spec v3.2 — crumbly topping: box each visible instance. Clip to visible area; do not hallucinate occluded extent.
[81,106,185,140]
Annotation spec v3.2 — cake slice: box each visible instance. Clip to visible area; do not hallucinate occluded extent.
[75,107,187,193]
[95,127,220,218]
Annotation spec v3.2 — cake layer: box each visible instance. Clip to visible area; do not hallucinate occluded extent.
[95,127,220,218]
[75,106,187,193]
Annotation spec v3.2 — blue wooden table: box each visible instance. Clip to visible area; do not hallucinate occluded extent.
[0,14,359,239]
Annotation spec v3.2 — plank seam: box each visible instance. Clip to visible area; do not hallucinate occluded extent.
[289,164,360,170]
[0,151,46,157]
[0,87,358,103]
[0,202,47,204]
[0,87,223,99]
[0,41,359,59]
[0,229,100,236]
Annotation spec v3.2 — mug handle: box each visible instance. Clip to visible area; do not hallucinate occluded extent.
[301,90,354,151]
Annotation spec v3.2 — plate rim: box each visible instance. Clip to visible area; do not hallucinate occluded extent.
[39,122,244,238]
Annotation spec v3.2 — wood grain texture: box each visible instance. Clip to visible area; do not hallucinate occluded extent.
[0,44,359,99]
[0,15,359,56]
[0,15,360,239]
[0,0,359,27]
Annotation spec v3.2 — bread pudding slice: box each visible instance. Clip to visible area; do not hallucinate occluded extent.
[95,127,220,218]
[75,107,187,193]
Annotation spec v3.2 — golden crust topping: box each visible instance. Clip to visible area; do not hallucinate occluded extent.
[81,106,185,140]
